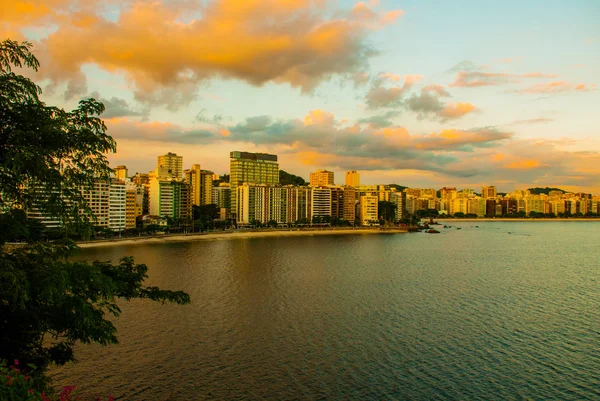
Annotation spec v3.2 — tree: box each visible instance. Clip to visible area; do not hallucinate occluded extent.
[378,201,397,223]
[0,40,190,387]
[267,219,278,228]
[279,170,306,186]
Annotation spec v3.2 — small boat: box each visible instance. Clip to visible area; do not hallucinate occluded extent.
[427,229,440,234]
[456,227,462,230]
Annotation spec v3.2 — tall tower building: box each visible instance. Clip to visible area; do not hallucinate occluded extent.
[114,165,128,181]
[345,171,360,187]
[184,164,202,207]
[157,152,183,179]
[200,170,214,206]
[482,185,497,199]
[310,169,334,186]
[230,151,279,216]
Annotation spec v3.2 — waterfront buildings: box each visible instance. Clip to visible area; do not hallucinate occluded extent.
[310,169,334,186]
[359,195,378,225]
[81,179,126,231]
[114,165,128,181]
[345,171,360,187]
[157,152,183,180]
[230,151,279,218]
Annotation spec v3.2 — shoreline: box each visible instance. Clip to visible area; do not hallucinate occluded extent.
[77,228,406,248]
[434,218,600,222]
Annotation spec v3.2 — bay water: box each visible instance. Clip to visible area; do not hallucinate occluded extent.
[51,222,600,400]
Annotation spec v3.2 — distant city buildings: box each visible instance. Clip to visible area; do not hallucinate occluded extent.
[310,169,334,186]
[345,171,360,187]
[230,151,279,218]
[21,150,600,233]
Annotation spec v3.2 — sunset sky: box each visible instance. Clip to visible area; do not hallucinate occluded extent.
[3,0,599,193]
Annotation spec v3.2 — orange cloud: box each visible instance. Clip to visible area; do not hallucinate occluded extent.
[503,159,541,170]
[3,0,404,105]
[304,109,335,126]
[439,102,477,119]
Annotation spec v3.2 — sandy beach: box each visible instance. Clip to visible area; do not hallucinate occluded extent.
[78,228,406,248]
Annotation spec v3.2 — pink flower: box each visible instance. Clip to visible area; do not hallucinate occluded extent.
[13,359,19,366]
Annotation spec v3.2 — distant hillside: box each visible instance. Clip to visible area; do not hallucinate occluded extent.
[528,187,566,195]
[389,184,407,192]
[280,170,306,186]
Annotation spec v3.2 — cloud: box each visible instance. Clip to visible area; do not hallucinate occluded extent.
[513,81,597,94]
[405,85,477,121]
[105,111,600,194]
[352,71,370,87]
[439,102,477,119]
[446,60,479,74]
[4,0,404,108]
[105,110,512,177]
[503,159,541,170]
[511,118,554,125]
[449,71,558,88]
[357,110,401,128]
[365,73,422,108]
[195,109,227,124]
[89,91,146,118]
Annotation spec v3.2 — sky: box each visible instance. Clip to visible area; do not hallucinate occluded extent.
[2,0,600,193]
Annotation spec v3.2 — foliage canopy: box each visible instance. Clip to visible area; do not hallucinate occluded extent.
[0,39,190,383]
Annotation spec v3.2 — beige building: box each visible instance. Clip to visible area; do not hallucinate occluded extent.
[200,170,214,206]
[359,195,378,226]
[342,186,357,222]
[82,179,126,231]
[125,182,143,229]
[345,171,360,187]
[482,185,497,199]
[310,169,334,186]
[183,164,214,207]
[310,187,332,219]
[114,165,128,181]
[157,152,183,180]
[185,164,202,207]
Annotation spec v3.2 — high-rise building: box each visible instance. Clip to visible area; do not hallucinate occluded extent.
[200,170,214,206]
[184,164,202,207]
[212,183,231,209]
[391,192,406,221]
[345,171,360,187]
[125,182,143,229]
[482,185,497,199]
[286,186,312,224]
[342,186,357,222]
[82,179,126,232]
[230,151,279,216]
[359,195,378,226]
[311,187,333,219]
[310,169,334,186]
[236,183,269,225]
[157,152,183,179]
[132,173,149,186]
[114,165,128,181]
[148,177,189,220]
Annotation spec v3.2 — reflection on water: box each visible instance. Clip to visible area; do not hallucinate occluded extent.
[52,222,600,400]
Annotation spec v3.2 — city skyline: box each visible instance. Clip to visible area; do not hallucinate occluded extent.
[117,153,599,197]
[2,0,599,194]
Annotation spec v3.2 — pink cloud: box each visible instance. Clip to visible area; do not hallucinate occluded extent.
[514,81,597,94]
